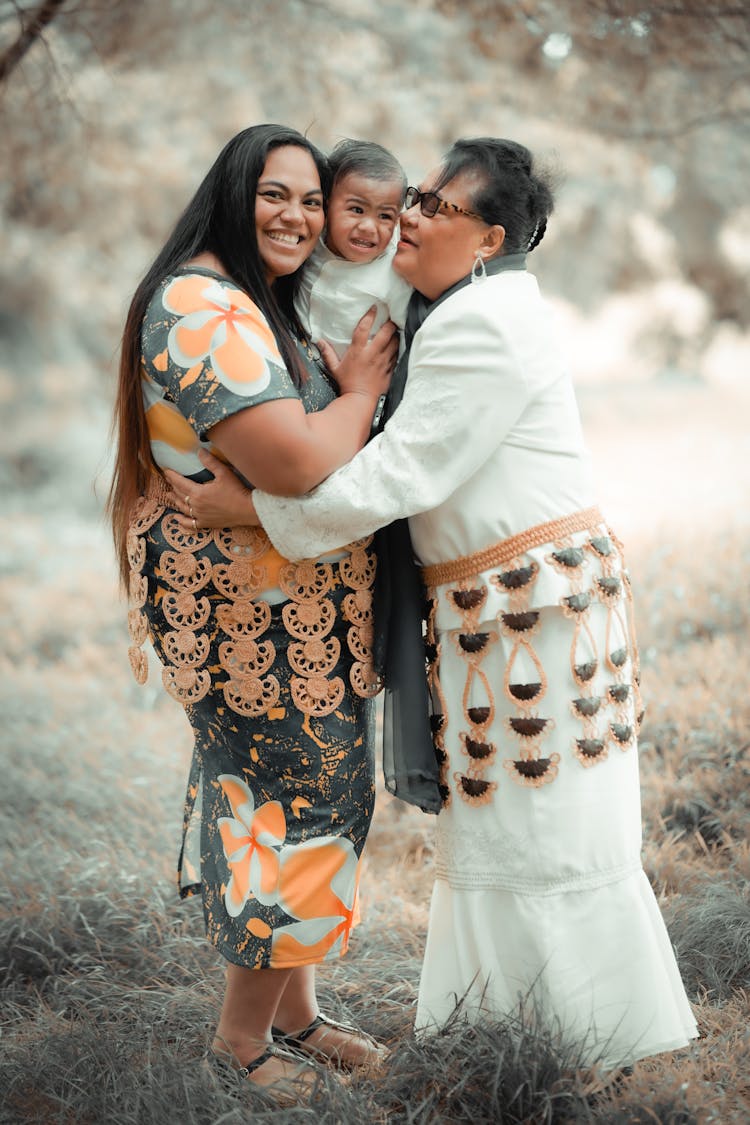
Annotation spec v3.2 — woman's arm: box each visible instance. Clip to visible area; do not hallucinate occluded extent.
[252,300,529,557]
[209,310,397,496]
[170,292,530,550]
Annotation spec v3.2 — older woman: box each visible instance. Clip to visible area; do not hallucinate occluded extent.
[109,124,397,1096]
[169,136,697,1071]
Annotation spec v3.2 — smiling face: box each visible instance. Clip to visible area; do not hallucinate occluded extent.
[255,145,326,284]
[394,165,503,300]
[324,172,403,263]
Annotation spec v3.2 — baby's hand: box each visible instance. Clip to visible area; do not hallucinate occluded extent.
[320,307,397,400]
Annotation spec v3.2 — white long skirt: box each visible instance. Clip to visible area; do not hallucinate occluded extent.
[418,872,697,1070]
[417,551,698,1070]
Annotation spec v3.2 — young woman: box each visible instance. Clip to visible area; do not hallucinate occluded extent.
[167,136,698,1072]
[109,123,397,1096]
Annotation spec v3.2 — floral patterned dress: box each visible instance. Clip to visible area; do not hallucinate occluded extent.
[126,268,380,969]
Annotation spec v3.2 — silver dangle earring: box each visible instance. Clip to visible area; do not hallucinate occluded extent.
[471,251,487,285]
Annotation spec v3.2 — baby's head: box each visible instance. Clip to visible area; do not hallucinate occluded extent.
[325,139,407,264]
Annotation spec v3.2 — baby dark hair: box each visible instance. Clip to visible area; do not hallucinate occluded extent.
[328,138,407,196]
[434,137,556,254]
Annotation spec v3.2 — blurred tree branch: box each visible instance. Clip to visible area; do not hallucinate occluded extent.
[0,0,66,83]
[438,0,750,137]
[0,0,172,89]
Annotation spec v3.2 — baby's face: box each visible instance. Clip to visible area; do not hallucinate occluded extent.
[325,172,404,263]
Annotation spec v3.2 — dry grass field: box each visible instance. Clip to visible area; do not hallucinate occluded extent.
[0,374,748,1123]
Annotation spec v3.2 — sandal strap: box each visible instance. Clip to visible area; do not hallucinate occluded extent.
[271,1015,327,1047]
[292,1014,330,1044]
[274,1011,376,1048]
[211,1044,277,1080]
[316,1012,379,1046]
[237,1046,278,1079]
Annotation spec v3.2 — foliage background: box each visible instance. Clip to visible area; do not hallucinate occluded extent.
[1,1,748,1121]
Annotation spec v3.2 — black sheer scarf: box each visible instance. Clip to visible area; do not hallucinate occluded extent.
[373,253,527,813]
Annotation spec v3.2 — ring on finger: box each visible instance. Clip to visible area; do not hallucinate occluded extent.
[192,516,198,532]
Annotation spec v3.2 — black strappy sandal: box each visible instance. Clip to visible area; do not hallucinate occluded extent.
[209,1039,323,1104]
[211,1044,277,1081]
[271,1013,387,1070]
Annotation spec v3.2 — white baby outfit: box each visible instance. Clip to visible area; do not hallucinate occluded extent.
[296,235,412,359]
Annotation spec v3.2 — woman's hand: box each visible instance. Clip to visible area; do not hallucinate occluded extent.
[319,306,398,403]
[164,450,260,530]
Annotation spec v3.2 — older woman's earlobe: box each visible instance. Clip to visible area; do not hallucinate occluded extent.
[482,225,506,258]
[473,226,506,284]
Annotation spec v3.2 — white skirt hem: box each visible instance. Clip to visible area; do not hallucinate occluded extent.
[416,870,698,1070]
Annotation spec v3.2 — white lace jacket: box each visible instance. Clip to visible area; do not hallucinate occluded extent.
[255,269,596,582]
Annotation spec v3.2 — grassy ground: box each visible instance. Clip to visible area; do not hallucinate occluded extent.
[1,380,749,1123]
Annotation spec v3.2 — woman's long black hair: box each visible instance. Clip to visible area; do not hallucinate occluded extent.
[109,124,330,587]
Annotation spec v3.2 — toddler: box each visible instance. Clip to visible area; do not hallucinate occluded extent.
[296,139,412,360]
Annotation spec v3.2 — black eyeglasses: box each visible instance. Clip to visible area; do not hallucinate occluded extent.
[404,185,483,221]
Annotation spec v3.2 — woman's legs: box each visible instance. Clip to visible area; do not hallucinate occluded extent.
[213,961,382,1079]
[273,965,319,1030]
[274,965,387,1068]
[213,963,345,1097]
[213,962,313,1089]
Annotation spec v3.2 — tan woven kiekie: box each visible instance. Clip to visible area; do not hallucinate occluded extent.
[144,472,175,506]
[421,506,603,588]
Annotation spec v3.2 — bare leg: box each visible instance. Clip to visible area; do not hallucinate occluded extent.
[213,962,292,1063]
[274,964,387,1069]
[212,962,324,1092]
[273,964,319,1031]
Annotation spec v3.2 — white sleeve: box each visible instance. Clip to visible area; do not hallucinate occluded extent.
[254,299,530,559]
[385,272,413,330]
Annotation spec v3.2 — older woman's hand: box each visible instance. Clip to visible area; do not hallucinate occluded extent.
[164,450,260,531]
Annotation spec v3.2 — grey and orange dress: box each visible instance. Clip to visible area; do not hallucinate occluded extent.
[125,267,380,969]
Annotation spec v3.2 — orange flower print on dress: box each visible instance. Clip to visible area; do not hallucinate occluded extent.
[271,837,360,964]
[163,274,282,396]
[217,774,286,916]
